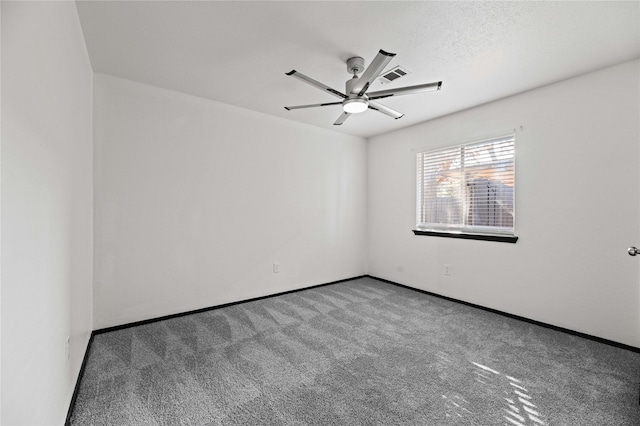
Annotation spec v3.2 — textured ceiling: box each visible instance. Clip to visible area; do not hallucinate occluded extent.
[76,1,640,138]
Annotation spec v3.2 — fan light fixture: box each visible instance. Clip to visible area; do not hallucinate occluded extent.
[343,98,369,114]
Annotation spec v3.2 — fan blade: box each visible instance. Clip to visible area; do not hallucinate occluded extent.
[368,101,404,120]
[350,49,396,96]
[286,70,346,99]
[333,112,351,125]
[285,101,343,111]
[367,81,442,100]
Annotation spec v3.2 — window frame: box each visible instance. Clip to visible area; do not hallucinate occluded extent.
[413,133,518,243]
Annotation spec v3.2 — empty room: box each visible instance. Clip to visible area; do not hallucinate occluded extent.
[2,1,640,425]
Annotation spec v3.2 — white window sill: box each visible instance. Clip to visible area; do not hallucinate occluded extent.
[412,230,518,243]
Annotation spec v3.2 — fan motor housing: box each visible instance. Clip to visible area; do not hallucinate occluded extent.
[345,75,367,99]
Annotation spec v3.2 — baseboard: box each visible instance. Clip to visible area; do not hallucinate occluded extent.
[65,331,95,425]
[93,275,368,335]
[366,274,640,354]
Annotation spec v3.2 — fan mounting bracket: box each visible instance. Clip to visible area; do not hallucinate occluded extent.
[346,57,365,75]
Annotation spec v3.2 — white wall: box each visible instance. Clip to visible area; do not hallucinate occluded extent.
[1,1,94,424]
[368,60,640,348]
[93,74,367,329]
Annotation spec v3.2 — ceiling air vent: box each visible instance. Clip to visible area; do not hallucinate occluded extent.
[378,66,410,84]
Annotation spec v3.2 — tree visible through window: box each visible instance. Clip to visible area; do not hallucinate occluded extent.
[416,134,515,236]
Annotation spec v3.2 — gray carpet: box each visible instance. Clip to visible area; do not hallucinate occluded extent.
[70,277,640,425]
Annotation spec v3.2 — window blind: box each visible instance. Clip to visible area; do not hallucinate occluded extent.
[416,134,515,235]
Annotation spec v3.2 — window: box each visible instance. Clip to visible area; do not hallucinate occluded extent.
[415,134,516,242]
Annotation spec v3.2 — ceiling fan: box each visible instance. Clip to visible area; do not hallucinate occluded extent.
[285,49,442,126]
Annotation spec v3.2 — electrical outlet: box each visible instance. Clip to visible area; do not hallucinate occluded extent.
[65,336,70,363]
[273,263,279,273]
[444,264,451,276]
